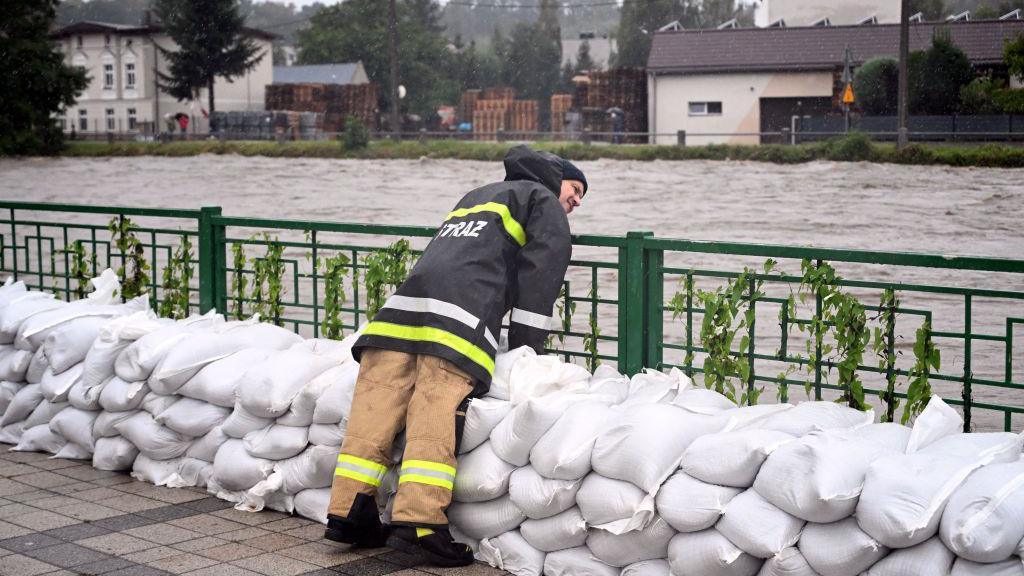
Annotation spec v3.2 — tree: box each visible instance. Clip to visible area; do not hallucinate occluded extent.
[959,75,1005,114]
[854,57,899,115]
[575,39,597,72]
[501,1,562,102]
[1,0,88,155]
[154,0,264,131]
[908,33,973,115]
[1006,33,1024,84]
[909,0,945,19]
[614,1,735,68]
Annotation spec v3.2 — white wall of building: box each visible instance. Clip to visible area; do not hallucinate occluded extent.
[753,0,899,26]
[649,71,834,145]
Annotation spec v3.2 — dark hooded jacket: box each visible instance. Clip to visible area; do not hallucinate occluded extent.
[352,145,572,390]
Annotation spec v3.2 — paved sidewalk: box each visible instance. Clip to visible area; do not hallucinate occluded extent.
[0,445,505,576]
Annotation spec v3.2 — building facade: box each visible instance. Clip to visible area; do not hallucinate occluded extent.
[753,0,899,27]
[51,21,275,135]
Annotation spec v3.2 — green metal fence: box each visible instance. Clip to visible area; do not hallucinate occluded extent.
[2,201,1022,432]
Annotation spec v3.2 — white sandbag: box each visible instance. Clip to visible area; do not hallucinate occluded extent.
[682,429,795,488]
[740,401,873,436]
[0,294,63,343]
[267,444,337,494]
[23,399,68,428]
[308,422,346,447]
[13,424,64,453]
[588,515,676,567]
[39,363,84,403]
[857,431,1023,549]
[951,558,1024,576]
[114,411,191,460]
[131,454,183,485]
[93,409,138,438]
[115,311,222,381]
[907,395,965,453]
[478,530,546,576]
[623,559,671,576]
[671,388,737,415]
[148,333,248,394]
[491,393,577,466]
[243,424,309,460]
[587,364,630,404]
[508,354,590,405]
[310,362,359,425]
[1,382,43,426]
[43,315,125,373]
[25,348,48,383]
[53,442,92,460]
[0,348,33,381]
[756,548,820,576]
[0,422,26,444]
[49,406,98,450]
[720,404,796,431]
[294,487,331,524]
[221,402,274,438]
[178,348,271,408]
[489,345,536,401]
[460,397,513,454]
[92,436,139,471]
[668,529,763,576]
[940,460,1024,562]
[81,310,166,390]
[656,470,743,533]
[67,379,102,410]
[288,332,358,363]
[164,457,214,488]
[211,438,275,492]
[0,280,26,305]
[98,377,148,411]
[508,466,581,520]
[754,423,912,523]
[186,425,230,462]
[863,537,954,576]
[448,494,527,539]
[155,398,230,437]
[799,517,888,576]
[592,402,726,493]
[236,349,337,418]
[454,441,517,503]
[717,489,805,559]
[619,367,689,407]
[531,400,615,480]
[576,473,653,533]
[139,393,177,417]
[543,546,620,576]
[279,362,358,427]
[520,507,588,552]
[0,380,19,414]
[15,281,128,350]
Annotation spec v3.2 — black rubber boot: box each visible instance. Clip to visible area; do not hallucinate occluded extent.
[392,526,474,568]
[324,494,390,549]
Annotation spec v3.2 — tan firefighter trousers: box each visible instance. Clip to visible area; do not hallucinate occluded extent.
[327,348,475,528]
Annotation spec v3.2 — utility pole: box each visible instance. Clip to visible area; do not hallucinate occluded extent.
[897,0,910,149]
[387,0,401,140]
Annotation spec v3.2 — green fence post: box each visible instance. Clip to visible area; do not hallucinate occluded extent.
[618,231,652,376]
[198,206,222,314]
[644,241,664,371]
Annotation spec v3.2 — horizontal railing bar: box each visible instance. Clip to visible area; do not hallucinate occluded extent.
[0,201,203,219]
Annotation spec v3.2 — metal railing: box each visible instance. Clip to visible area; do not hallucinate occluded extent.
[2,201,1021,432]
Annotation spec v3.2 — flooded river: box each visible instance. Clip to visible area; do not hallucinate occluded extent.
[1,155,1022,430]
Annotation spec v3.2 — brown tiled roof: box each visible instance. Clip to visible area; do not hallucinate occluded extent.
[49,20,278,41]
[647,20,1024,74]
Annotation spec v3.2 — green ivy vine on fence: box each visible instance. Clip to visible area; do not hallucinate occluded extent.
[364,239,412,319]
[903,320,941,424]
[230,243,248,320]
[874,288,901,422]
[251,234,285,325]
[159,235,194,319]
[582,283,601,372]
[107,216,150,300]
[58,240,94,299]
[321,252,351,339]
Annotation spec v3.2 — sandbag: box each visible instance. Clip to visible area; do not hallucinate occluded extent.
[0,380,19,414]
[756,547,820,576]
[754,423,912,523]
[288,332,357,364]
[13,423,64,453]
[489,345,536,402]
[587,515,676,567]
[531,400,615,480]
[39,364,84,403]
[799,517,889,576]
[671,388,737,415]
[863,537,954,576]
[155,398,230,437]
[906,395,965,453]
[576,473,653,533]
[165,457,214,489]
[310,362,359,425]
[857,431,1023,549]
[98,376,148,411]
[17,302,122,353]
[49,406,98,450]
[25,348,48,383]
[221,402,274,438]
[308,422,346,447]
[279,362,358,427]
[23,399,68,428]
[682,429,794,488]
[507,354,590,405]
[131,454,183,485]
[520,507,588,552]
[115,312,222,381]
[175,348,266,408]
[454,441,517,503]
[81,310,166,389]
[294,488,331,524]
[491,393,577,466]
[667,529,763,576]
[67,379,102,411]
[148,333,248,395]
[0,294,63,343]
[186,425,230,462]
[716,489,805,559]
[0,348,33,381]
[43,315,123,373]
[211,438,275,492]
[243,424,309,460]
[950,558,1024,576]
[623,559,671,576]
[93,409,138,438]
[587,364,630,404]
[0,422,25,444]
[1,382,43,426]
[114,411,191,460]
[448,494,527,539]
[236,349,337,419]
[460,397,513,454]
[740,401,873,436]
[940,460,1024,563]
[543,546,620,576]
[508,466,581,520]
[258,444,337,496]
[656,470,742,533]
[53,442,92,460]
[477,530,546,576]
[592,402,726,493]
[92,436,139,471]
[619,367,688,407]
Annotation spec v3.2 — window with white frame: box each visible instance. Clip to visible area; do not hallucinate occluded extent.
[106,108,115,131]
[104,64,114,89]
[126,62,136,88]
[688,101,723,116]
[127,108,137,130]
[79,109,88,131]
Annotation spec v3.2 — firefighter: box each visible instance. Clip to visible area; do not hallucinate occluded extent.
[325,145,587,566]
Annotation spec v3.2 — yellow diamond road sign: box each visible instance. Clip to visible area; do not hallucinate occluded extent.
[843,83,855,104]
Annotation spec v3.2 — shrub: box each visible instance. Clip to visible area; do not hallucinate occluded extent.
[959,76,1005,115]
[824,133,874,162]
[854,57,899,115]
[993,88,1024,114]
[341,116,369,150]
[908,34,974,115]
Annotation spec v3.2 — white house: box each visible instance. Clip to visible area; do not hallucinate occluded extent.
[51,21,276,135]
[753,0,900,27]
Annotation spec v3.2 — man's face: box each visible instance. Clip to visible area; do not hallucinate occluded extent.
[559,179,586,215]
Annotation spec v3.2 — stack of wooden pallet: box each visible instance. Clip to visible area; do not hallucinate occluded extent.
[264,83,380,133]
[550,94,573,134]
[577,68,648,141]
[460,90,482,125]
[508,100,539,135]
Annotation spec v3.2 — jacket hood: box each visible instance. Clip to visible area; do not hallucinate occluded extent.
[503,145,563,196]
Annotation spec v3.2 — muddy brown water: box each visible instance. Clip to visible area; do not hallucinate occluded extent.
[1,155,1022,430]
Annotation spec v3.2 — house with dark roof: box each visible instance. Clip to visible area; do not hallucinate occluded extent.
[50,21,276,135]
[646,19,1024,145]
[273,63,369,86]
